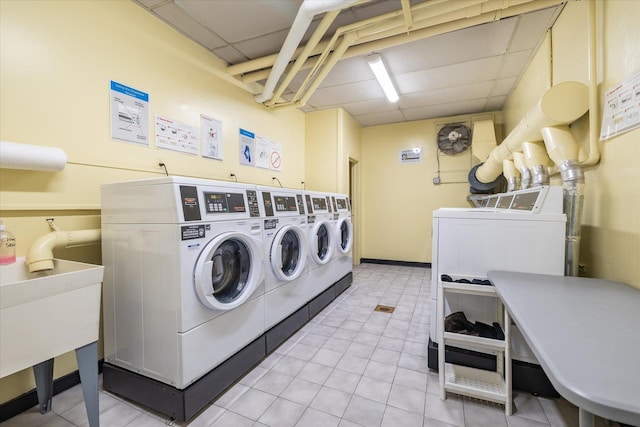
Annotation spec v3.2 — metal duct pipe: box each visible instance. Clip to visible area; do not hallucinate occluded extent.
[253,0,358,104]
[469,81,589,193]
[541,125,584,276]
[523,141,551,186]
[503,159,520,192]
[513,152,531,190]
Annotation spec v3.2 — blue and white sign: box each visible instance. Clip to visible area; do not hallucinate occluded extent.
[239,128,254,166]
[110,80,150,145]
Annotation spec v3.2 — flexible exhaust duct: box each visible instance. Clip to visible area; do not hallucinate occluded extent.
[468,81,589,193]
[542,125,584,276]
[503,159,520,192]
[512,152,531,190]
[522,141,551,186]
[253,0,358,104]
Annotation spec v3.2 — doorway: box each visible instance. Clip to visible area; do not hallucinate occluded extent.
[349,157,360,265]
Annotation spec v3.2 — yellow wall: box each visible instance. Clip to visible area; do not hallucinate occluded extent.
[305,107,363,262]
[305,109,339,192]
[0,0,305,403]
[503,0,640,288]
[360,113,501,263]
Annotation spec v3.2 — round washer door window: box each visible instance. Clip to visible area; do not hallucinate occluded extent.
[310,221,333,265]
[335,217,353,254]
[194,232,264,311]
[271,225,307,281]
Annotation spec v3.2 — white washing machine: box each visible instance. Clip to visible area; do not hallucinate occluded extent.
[327,193,353,287]
[101,177,265,389]
[257,185,308,330]
[428,186,566,393]
[304,191,335,300]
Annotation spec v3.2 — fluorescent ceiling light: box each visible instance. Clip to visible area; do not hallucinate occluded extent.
[367,53,399,103]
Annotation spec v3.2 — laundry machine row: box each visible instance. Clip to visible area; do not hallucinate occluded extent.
[100,177,353,421]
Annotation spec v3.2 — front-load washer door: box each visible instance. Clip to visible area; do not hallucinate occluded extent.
[310,221,334,265]
[335,217,353,254]
[194,232,264,311]
[271,225,307,281]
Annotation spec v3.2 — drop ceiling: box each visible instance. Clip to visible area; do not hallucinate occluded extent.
[134,0,565,127]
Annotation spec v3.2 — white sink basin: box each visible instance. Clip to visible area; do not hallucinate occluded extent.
[0,257,104,378]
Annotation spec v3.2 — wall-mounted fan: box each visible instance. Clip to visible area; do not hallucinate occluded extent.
[437,124,471,155]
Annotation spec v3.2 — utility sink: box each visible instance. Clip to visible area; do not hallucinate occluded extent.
[0,257,104,378]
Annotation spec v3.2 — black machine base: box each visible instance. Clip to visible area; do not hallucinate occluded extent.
[102,273,353,422]
[427,338,559,398]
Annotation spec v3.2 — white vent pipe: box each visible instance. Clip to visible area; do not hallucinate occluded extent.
[253,0,358,104]
[26,229,101,273]
[0,140,67,172]
[468,81,588,193]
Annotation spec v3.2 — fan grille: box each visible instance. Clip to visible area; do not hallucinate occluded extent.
[437,124,471,155]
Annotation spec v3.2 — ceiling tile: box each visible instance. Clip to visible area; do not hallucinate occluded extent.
[395,56,503,94]
[509,7,558,52]
[154,3,226,50]
[136,0,165,7]
[340,98,401,116]
[319,56,375,87]
[383,17,516,75]
[401,99,487,122]
[490,77,518,97]
[233,29,291,59]
[499,50,533,78]
[175,0,301,43]
[399,81,494,109]
[485,96,507,111]
[353,110,406,127]
[307,79,383,108]
[213,46,249,65]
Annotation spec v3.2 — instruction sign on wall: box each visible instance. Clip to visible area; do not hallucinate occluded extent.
[110,80,149,146]
[239,128,255,166]
[201,114,223,160]
[399,147,423,164]
[600,69,640,140]
[155,115,199,155]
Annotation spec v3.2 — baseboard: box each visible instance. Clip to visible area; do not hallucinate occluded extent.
[360,258,431,268]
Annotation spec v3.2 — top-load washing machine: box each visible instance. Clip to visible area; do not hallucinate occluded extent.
[257,185,308,331]
[101,177,265,390]
[428,185,566,395]
[327,192,353,289]
[304,191,335,301]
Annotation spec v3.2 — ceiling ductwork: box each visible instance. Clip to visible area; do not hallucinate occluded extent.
[135,0,570,125]
[233,0,568,109]
[253,0,359,104]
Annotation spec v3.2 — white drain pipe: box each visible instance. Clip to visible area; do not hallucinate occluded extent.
[254,0,358,104]
[26,223,101,272]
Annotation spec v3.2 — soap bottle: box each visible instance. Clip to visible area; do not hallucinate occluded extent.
[0,219,16,265]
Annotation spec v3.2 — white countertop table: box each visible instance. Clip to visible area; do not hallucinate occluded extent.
[487,271,640,427]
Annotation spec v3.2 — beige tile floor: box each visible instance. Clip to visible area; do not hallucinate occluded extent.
[1,264,621,427]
